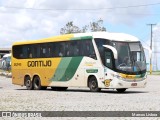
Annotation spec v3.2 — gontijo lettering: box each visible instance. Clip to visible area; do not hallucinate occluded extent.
[27,60,52,67]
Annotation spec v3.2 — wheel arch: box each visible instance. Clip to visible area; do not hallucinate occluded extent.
[24,74,40,86]
[87,75,98,87]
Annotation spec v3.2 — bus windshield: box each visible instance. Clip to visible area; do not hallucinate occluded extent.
[112,41,146,74]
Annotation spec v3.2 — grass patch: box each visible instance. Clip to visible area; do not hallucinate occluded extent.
[147,71,160,75]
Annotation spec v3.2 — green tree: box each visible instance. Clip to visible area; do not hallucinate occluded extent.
[60,19,106,34]
[60,21,81,34]
[90,19,106,32]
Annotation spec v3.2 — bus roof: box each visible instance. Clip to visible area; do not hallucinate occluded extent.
[13,32,139,46]
[75,32,139,42]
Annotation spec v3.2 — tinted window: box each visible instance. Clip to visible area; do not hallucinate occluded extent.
[12,39,97,59]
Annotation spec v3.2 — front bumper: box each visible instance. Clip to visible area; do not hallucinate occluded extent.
[108,77,147,89]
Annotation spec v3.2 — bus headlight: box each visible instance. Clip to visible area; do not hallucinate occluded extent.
[111,73,125,80]
[115,75,125,80]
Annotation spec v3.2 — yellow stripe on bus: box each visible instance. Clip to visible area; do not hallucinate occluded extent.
[119,73,136,79]
[13,34,74,45]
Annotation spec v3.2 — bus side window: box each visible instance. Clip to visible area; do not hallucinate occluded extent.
[13,45,23,59]
[22,46,27,59]
[29,53,32,58]
[75,41,80,56]
[40,44,47,58]
[65,42,70,57]
[83,40,96,59]
[42,48,46,57]
[30,45,36,58]
[72,41,79,56]
[58,44,63,57]
[20,53,23,58]
[31,44,39,58]
[26,46,32,58]
[48,47,51,57]
[53,42,59,57]
[46,44,53,57]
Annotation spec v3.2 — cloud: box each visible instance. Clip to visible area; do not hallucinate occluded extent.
[0,0,159,48]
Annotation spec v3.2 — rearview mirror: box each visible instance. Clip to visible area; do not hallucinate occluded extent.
[103,45,118,59]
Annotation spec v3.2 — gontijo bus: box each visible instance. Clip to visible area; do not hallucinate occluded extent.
[12,32,147,92]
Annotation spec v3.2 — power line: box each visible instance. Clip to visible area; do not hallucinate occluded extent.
[1,2,160,11]
[140,39,150,47]
[139,30,152,47]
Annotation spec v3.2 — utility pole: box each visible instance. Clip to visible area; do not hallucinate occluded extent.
[147,24,156,74]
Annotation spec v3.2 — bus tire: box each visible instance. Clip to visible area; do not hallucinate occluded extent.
[116,88,126,93]
[89,76,101,92]
[33,76,46,90]
[51,87,68,91]
[25,77,33,90]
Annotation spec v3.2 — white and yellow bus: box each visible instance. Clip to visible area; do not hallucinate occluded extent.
[12,32,147,92]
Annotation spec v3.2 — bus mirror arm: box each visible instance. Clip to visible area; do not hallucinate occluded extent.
[103,45,118,59]
[143,46,152,59]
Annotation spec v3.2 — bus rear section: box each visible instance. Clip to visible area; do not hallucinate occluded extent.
[11,34,101,91]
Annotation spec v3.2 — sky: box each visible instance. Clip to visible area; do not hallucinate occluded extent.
[0,0,160,70]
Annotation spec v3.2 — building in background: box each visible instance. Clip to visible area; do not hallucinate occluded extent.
[0,48,11,58]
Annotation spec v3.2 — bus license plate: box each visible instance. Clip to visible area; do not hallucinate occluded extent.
[131,83,137,86]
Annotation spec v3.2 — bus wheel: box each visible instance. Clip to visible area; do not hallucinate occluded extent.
[33,76,44,90]
[89,76,101,92]
[116,88,126,93]
[25,77,33,90]
[51,87,68,91]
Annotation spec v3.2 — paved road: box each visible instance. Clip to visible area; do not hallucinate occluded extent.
[0,75,160,119]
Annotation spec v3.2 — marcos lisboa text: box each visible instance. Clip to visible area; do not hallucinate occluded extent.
[132,112,158,117]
